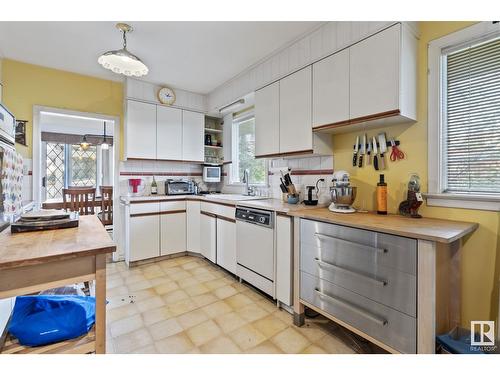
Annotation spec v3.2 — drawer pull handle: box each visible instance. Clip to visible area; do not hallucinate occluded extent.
[314,258,388,287]
[314,288,388,326]
[314,232,388,254]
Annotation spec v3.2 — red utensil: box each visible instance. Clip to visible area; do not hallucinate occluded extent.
[390,139,405,161]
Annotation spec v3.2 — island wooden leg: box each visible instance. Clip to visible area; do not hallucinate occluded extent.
[293,217,305,326]
[94,254,106,354]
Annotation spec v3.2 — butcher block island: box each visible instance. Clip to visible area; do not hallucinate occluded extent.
[0,216,116,354]
[288,208,478,354]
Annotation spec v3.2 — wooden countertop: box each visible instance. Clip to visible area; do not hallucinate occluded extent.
[288,208,478,243]
[0,215,116,270]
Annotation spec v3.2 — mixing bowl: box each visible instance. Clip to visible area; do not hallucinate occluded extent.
[330,186,357,208]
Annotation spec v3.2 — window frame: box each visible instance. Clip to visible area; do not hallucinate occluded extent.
[228,110,268,187]
[427,21,500,211]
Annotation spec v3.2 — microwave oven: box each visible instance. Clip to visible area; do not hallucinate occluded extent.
[203,165,221,183]
[0,103,15,145]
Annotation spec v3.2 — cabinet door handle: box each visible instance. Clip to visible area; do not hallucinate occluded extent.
[314,288,388,326]
[314,232,387,254]
[314,258,387,287]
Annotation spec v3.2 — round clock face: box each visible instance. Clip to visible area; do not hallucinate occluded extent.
[158,87,176,105]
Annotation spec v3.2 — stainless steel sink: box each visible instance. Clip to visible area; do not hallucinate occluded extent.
[204,194,268,201]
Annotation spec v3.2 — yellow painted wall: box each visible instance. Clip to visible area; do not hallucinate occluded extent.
[1,59,123,159]
[332,22,500,325]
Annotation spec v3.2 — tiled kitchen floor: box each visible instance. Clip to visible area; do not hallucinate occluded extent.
[105,255,359,354]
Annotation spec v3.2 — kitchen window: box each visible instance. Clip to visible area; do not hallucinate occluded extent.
[428,22,500,211]
[230,111,267,185]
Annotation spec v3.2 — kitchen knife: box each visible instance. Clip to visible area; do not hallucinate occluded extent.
[279,178,288,193]
[358,134,366,167]
[284,172,293,186]
[372,136,379,171]
[378,132,387,170]
[353,136,359,167]
[366,139,372,165]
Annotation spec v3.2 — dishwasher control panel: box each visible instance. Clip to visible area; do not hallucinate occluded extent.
[235,207,274,228]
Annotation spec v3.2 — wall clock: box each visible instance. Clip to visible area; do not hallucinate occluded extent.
[157,87,176,105]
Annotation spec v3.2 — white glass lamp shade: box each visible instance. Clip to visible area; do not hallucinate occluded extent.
[101,142,109,150]
[98,49,148,77]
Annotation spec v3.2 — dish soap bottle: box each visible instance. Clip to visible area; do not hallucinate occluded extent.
[377,174,387,215]
[151,176,158,195]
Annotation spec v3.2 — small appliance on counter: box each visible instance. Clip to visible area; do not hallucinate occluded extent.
[202,164,222,183]
[165,179,195,195]
[128,178,145,196]
[329,171,357,213]
[303,185,319,206]
[399,174,423,218]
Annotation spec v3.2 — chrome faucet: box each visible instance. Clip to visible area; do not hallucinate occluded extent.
[242,169,255,196]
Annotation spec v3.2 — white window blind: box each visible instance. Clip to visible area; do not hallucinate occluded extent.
[443,35,500,194]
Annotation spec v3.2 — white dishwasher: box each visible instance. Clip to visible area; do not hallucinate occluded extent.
[236,206,275,297]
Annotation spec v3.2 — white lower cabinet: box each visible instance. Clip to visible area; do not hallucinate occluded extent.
[186,201,201,253]
[129,214,160,262]
[200,212,216,263]
[276,214,293,306]
[160,212,187,256]
[216,218,237,275]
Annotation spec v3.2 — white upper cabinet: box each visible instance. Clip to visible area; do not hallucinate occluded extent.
[125,100,157,159]
[349,23,400,119]
[157,106,182,160]
[255,81,280,157]
[182,110,204,162]
[312,48,350,127]
[279,66,313,154]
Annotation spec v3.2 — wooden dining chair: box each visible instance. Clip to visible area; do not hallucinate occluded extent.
[98,186,113,226]
[62,187,97,215]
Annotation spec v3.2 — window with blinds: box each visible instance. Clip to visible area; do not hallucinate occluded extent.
[443,35,500,194]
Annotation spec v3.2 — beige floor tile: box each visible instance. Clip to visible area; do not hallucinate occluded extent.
[232,282,251,293]
[124,273,146,285]
[106,340,116,354]
[194,272,218,283]
[129,288,158,302]
[181,261,200,270]
[199,336,241,354]
[271,327,310,354]
[191,292,218,308]
[186,320,222,346]
[136,296,165,313]
[158,259,179,270]
[256,298,279,313]
[229,324,267,350]
[148,317,183,341]
[315,334,354,354]
[272,309,293,324]
[148,276,171,287]
[244,340,283,354]
[177,277,200,289]
[162,289,190,304]
[110,314,144,338]
[224,293,254,309]
[186,347,202,354]
[162,265,184,274]
[154,281,179,295]
[107,303,140,324]
[203,278,227,291]
[236,303,269,322]
[142,305,172,326]
[252,315,288,338]
[113,328,153,353]
[106,295,133,310]
[176,256,197,265]
[107,276,125,289]
[201,300,233,318]
[190,266,211,275]
[128,280,153,292]
[130,344,158,354]
[214,285,238,299]
[184,283,210,297]
[177,309,210,329]
[142,264,164,278]
[242,289,264,302]
[155,332,194,354]
[169,270,192,281]
[296,321,327,342]
[106,285,129,299]
[301,344,328,354]
[168,298,198,316]
[214,312,247,333]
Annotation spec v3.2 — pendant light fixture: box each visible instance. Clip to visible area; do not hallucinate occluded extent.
[101,121,109,150]
[98,23,148,77]
[80,135,90,151]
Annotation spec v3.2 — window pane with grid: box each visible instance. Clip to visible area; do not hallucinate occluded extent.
[46,142,65,199]
[445,36,500,194]
[71,145,97,187]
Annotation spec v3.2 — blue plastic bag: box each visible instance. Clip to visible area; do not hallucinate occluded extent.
[8,295,95,346]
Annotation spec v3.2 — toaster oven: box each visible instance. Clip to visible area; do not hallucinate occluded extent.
[165,179,195,195]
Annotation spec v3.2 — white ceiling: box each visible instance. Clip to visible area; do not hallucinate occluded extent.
[0,21,321,94]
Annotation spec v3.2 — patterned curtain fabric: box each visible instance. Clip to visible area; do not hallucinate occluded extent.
[1,147,24,214]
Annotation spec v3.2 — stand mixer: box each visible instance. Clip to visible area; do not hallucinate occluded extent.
[329,171,357,213]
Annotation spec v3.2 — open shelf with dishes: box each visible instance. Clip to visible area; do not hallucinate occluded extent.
[204,116,224,164]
